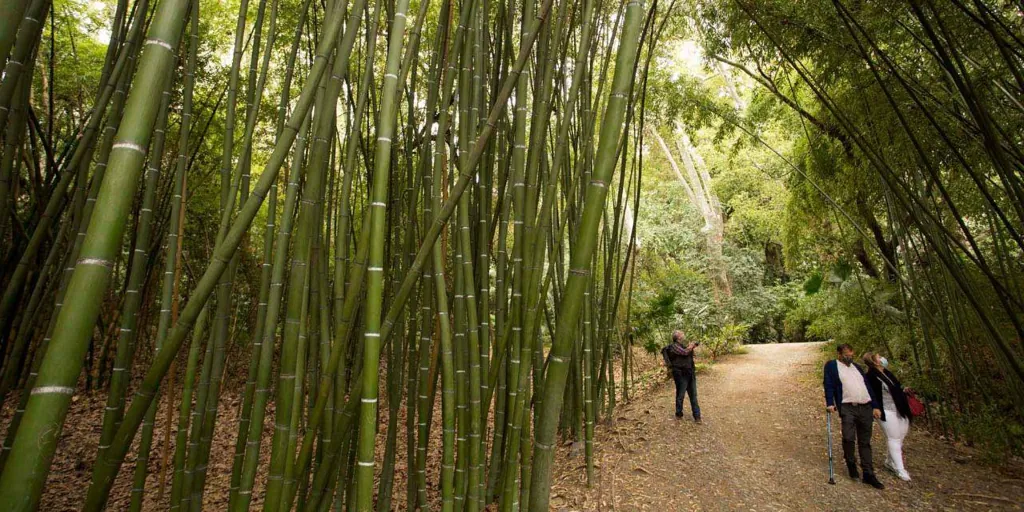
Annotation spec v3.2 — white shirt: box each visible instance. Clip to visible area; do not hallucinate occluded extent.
[837,360,871,405]
[881,382,896,412]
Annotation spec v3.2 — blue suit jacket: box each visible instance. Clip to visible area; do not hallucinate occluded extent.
[823,359,882,413]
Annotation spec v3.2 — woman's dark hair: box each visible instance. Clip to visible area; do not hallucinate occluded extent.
[836,343,854,353]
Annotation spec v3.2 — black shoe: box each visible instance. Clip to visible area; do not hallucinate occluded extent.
[694,417,703,424]
[675,412,683,419]
[847,464,859,480]
[862,473,885,490]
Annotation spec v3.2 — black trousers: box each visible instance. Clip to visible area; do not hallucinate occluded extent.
[671,369,700,419]
[840,403,874,475]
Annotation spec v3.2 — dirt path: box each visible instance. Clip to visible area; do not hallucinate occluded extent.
[552,342,1024,511]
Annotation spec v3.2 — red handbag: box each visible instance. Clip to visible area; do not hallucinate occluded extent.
[906,391,926,417]
[882,372,926,418]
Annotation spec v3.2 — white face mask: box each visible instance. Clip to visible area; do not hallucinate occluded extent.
[880,357,889,369]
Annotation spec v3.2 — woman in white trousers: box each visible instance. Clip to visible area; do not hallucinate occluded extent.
[863,352,913,481]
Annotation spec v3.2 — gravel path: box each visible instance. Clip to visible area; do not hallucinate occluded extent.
[552,342,1024,511]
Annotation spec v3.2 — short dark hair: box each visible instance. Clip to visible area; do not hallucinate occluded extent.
[836,343,854,353]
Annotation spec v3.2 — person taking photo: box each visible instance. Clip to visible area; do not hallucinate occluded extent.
[661,330,702,423]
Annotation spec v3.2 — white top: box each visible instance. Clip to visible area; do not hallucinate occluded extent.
[837,360,871,405]
[880,381,896,412]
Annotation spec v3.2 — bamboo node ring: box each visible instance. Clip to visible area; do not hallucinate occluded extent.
[113,141,147,154]
[145,38,174,51]
[78,258,114,268]
[31,385,75,396]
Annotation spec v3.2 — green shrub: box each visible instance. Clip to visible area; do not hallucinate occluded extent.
[703,322,746,360]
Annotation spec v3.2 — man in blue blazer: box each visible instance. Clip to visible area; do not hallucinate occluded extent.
[824,343,885,489]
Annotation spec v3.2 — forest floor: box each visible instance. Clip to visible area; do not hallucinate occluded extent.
[6,342,1024,510]
[550,342,1024,511]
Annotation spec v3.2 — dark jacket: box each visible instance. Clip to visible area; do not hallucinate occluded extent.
[661,342,695,372]
[823,359,882,415]
[865,367,912,421]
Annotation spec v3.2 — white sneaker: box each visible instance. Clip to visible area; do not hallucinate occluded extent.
[897,470,911,482]
[884,459,898,475]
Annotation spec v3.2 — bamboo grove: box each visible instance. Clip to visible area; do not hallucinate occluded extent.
[0,0,663,507]
[689,0,1024,445]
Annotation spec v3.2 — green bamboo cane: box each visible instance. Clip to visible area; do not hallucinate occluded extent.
[294,114,331,512]
[457,109,485,512]
[319,1,380,498]
[375,288,409,512]
[169,306,208,511]
[0,0,48,131]
[549,2,597,483]
[582,279,595,484]
[407,3,450,507]
[156,0,197,500]
[425,6,466,510]
[527,1,645,508]
[516,5,573,505]
[486,134,511,503]
[223,0,282,486]
[378,79,422,512]
[453,14,474,510]
[401,57,425,512]
[414,286,440,510]
[338,0,554,447]
[404,312,421,510]
[162,8,197,506]
[290,207,372,512]
[262,60,330,512]
[281,265,313,511]
[499,0,551,502]
[0,0,30,67]
[126,74,177,512]
[0,70,30,263]
[227,24,280,504]
[330,0,378,374]
[229,111,311,512]
[288,16,383,512]
[501,0,533,497]
[228,0,315,498]
[0,0,190,504]
[98,61,173,464]
[352,0,412,505]
[305,243,334,512]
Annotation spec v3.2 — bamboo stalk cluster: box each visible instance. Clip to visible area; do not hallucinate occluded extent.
[0,0,660,508]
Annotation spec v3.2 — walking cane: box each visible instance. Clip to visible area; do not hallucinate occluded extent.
[826,409,836,485]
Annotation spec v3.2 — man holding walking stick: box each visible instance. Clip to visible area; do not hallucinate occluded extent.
[823,343,885,489]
